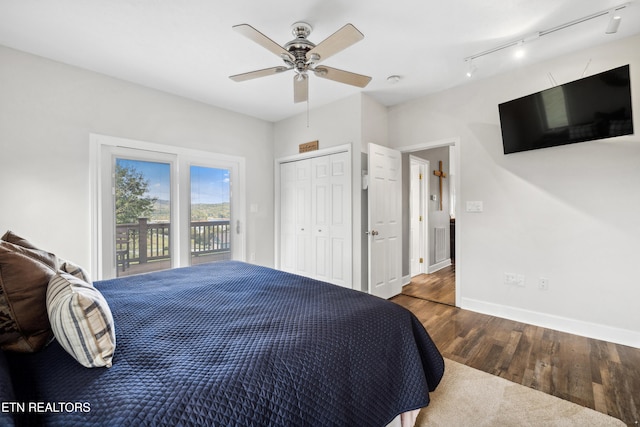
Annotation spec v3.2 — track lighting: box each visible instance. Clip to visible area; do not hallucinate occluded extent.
[462,2,629,75]
[606,10,622,34]
[514,41,525,59]
[465,60,477,78]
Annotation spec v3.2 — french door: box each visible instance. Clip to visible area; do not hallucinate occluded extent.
[93,135,244,280]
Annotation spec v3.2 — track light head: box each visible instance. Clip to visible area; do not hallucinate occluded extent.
[605,10,622,34]
[465,60,477,78]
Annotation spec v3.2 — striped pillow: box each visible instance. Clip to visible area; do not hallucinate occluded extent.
[46,272,116,368]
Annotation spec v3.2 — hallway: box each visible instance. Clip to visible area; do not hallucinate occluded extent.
[402,264,455,306]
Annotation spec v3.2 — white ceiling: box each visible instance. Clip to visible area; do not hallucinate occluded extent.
[0,0,638,122]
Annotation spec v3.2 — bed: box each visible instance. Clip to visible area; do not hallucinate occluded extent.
[1,258,444,426]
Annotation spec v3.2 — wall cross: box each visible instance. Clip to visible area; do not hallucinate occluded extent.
[433,160,447,211]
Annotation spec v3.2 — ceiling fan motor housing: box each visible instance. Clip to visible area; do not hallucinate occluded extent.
[285,22,316,73]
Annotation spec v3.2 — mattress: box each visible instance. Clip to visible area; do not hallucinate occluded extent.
[5,261,444,426]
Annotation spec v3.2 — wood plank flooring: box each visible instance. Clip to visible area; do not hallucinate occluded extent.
[392,288,640,425]
[403,264,455,306]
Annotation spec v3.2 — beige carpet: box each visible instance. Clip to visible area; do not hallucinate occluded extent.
[416,359,625,426]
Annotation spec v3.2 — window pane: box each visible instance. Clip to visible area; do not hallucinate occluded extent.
[115,158,171,277]
[190,166,232,265]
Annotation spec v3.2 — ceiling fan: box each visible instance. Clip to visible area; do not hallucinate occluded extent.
[229,22,372,103]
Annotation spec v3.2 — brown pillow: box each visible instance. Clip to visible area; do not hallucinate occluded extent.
[0,241,58,352]
[1,230,39,250]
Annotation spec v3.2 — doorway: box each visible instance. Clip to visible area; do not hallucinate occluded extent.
[92,134,245,280]
[400,140,458,306]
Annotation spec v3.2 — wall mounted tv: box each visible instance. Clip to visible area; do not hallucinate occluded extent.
[499,64,634,154]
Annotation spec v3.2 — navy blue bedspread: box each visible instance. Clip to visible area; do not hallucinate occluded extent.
[7,261,444,426]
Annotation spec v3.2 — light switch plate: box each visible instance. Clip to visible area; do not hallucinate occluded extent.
[466,201,483,212]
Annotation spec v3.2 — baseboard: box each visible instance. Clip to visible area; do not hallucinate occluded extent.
[403,259,452,286]
[460,297,640,348]
[428,259,451,274]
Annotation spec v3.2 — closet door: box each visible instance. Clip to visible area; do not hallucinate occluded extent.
[279,151,351,288]
[309,152,351,286]
[280,162,297,273]
[312,156,331,282]
[294,160,313,276]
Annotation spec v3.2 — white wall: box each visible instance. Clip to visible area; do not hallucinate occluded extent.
[0,45,275,271]
[273,93,389,291]
[388,34,640,347]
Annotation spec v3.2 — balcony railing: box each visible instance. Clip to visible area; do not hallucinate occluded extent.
[115,218,230,268]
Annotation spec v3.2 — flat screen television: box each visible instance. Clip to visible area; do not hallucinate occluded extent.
[499,64,634,154]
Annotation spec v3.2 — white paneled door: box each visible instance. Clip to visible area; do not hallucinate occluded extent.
[280,151,351,288]
[368,143,402,299]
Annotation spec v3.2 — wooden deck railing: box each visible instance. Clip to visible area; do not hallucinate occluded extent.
[116,218,230,266]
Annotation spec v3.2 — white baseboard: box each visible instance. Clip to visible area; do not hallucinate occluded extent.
[403,259,452,286]
[460,297,640,349]
[428,258,451,274]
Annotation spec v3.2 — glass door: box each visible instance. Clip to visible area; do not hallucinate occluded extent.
[190,166,232,265]
[95,135,245,280]
[114,158,172,277]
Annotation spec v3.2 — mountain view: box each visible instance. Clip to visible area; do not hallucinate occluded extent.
[148,200,230,223]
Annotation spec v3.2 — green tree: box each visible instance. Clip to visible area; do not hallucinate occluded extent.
[115,163,157,224]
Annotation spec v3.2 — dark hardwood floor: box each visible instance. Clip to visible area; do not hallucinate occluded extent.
[403,264,455,306]
[392,281,640,425]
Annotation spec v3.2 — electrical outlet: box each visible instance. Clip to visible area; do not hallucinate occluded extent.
[504,273,515,285]
[539,277,550,290]
[504,273,525,287]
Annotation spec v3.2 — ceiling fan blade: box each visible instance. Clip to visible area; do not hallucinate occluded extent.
[233,24,294,61]
[294,74,308,103]
[313,66,372,88]
[229,66,290,82]
[307,24,364,63]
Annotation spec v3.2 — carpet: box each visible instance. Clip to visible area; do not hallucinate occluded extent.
[416,359,625,426]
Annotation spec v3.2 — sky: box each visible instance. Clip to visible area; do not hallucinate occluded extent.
[116,159,230,204]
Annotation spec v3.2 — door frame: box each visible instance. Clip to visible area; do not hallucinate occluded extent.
[409,155,429,277]
[90,133,246,280]
[397,137,460,306]
[274,143,352,271]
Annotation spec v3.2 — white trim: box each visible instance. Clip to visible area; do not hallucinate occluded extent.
[89,133,246,280]
[397,137,461,307]
[428,258,452,274]
[460,297,640,348]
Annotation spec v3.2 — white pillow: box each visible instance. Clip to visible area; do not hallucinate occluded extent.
[58,259,91,283]
[46,272,116,368]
